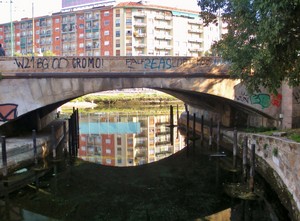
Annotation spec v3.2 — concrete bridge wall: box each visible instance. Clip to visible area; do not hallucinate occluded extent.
[0,56,295,128]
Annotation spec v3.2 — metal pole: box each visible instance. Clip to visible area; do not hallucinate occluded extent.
[243,136,248,182]
[32,2,35,55]
[209,118,213,147]
[10,0,13,56]
[32,129,37,165]
[249,143,255,192]
[233,127,237,156]
[51,125,56,159]
[1,136,7,177]
[201,115,204,142]
[217,120,220,152]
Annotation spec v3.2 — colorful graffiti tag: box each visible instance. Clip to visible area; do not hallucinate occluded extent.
[236,93,282,109]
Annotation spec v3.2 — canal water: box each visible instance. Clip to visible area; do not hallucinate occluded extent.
[0,106,291,221]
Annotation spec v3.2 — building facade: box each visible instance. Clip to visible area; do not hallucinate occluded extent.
[0,1,225,56]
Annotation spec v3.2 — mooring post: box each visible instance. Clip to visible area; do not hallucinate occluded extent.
[75,109,79,157]
[233,127,237,168]
[51,125,56,159]
[170,105,174,126]
[192,113,196,152]
[170,105,174,145]
[32,129,37,165]
[201,115,204,142]
[243,136,248,182]
[209,118,213,147]
[249,142,256,192]
[68,118,72,156]
[1,136,7,177]
[217,120,220,153]
[186,111,190,156]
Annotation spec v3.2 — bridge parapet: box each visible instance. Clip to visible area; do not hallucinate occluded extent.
[0,56,229,76]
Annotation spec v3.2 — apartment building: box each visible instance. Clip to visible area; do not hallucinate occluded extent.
[78,112,184,167]
[0,1,224,56]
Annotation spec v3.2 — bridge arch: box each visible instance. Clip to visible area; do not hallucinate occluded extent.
[0,56,283,130]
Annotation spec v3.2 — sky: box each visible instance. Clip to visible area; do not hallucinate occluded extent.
[0,0,199,24]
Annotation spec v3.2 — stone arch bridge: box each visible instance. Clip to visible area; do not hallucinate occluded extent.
[0,56,295,131]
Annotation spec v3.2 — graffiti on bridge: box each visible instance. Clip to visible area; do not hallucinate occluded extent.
[235,92,282,109]
[125,57,218,70]
[14,57,104,70]
[0,103,18,122]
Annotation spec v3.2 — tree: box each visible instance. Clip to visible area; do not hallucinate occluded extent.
[197,0,300,93]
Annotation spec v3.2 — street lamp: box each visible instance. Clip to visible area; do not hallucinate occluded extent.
[0,0,14,56]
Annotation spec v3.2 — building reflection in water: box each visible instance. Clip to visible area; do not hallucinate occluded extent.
[78,112,185,166]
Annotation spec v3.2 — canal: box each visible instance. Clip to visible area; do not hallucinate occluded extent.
[0,104,291,220]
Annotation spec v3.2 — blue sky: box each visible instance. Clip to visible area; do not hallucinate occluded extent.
[0,0,199,24]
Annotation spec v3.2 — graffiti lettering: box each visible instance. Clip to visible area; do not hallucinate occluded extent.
[236,92,281,109]
[235,92,250,103]
[250,94,271,109]
[72,57,103,69]
[0,103,18,122]
[14,57,104,70]
[271,94,282,107]
[125,57,191,70]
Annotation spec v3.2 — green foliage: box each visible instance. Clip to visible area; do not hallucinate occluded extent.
[272,147,278,157]
[197,0,300,93]
[289,133,300,142]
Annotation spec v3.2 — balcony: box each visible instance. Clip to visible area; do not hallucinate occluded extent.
[188,28,203,33]
[134,12,146,18]
[155,15,172,21]
[155,25,172,30]
[134,22,147,27]
[188,19,203,25]
[133,32,146,38]
[188,38,203,43]
[134,44,146,48]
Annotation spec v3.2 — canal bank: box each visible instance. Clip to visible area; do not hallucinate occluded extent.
[179,112,300,221]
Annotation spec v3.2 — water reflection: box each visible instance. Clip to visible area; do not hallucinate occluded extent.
[78,111,185,166]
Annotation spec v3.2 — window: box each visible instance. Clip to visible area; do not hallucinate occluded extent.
[126,18,132,26]
[104,30,109,36]
[116,50,120,56]
[55,18,60,23]
[79,43,84,48]
[117,137,122,145]
[104,11,110,16]
[104,41,109,46]
[116,30,120,37]
[106,148,111,154]
[116,9,120,17]
[105,138,111,144]
[115,19,120,27]
[104,51,110,56]
[106,159,111,164]
[104,20,110,26]
[116,39,120,47]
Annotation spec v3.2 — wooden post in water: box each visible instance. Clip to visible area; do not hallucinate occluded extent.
[233,127,237,168]
[68,118,73,156]
[201,115,204,143]
[192,113,196,152]
[169,105,174,145]
[186,111,190,156]
[75,108,79,157]
[243,136,248,182]
[209,118,213,147]
[51,125,56,159]
[249,143,256,192]
[1,136,7,177]
[63,121,67,154]
[217,120,220,153]
[32,130,37,165]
